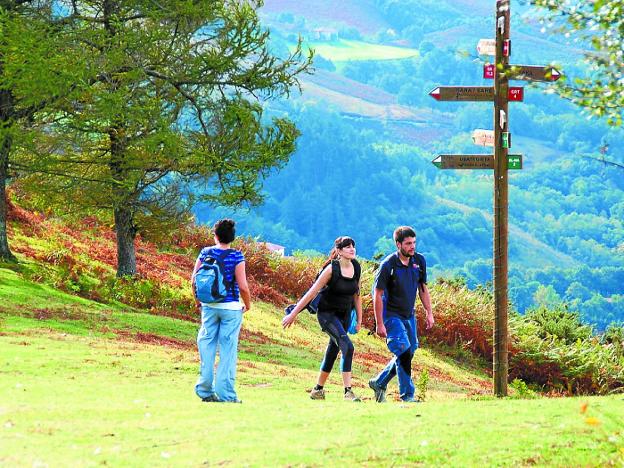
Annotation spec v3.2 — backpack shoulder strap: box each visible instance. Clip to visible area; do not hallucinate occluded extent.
[212,248,235,288]
[352,259,361,283]
[327,259,340,289]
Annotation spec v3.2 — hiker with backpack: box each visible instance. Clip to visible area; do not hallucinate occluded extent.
[191,218,251,404]
[282,236,363,401]
[368,226,434,403]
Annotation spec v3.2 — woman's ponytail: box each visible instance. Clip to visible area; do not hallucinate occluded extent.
[321,247,339,270]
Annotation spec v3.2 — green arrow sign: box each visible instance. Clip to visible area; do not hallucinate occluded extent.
[432,154,523,170]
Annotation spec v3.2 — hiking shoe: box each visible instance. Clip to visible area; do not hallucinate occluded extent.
[201,395,221,403]
[401,397,421,403]
[309,388,326,400]
[344,389,361,402]
[368,379,387,403]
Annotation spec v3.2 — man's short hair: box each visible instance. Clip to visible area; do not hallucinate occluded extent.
[394,226,416,244]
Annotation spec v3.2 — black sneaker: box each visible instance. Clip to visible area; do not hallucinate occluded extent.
[201,395,221,403]
[368,379,387,403]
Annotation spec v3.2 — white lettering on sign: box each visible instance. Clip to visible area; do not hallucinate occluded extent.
[508,87,524,101]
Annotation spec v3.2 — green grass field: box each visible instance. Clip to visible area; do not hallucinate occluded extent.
[1,266,623,466]
[297,39,419,62]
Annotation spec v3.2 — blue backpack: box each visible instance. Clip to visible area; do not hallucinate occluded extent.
[194,249,234,303]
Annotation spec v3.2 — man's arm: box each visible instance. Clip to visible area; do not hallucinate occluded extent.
[419,283,434,329]
[373,288,387,337]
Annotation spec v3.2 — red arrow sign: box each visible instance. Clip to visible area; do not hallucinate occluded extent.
[508,87,523,101]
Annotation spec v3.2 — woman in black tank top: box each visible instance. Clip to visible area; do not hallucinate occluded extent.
[282,236,363,401]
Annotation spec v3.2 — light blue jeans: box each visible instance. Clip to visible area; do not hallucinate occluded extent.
[195,305,243,402]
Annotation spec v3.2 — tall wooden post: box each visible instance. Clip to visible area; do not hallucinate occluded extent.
[429,0,559,397]
[493,0,510,397]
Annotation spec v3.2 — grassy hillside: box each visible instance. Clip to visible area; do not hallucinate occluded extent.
[298,39,419,62]
[2,268,623,466]
[1,201,623,465]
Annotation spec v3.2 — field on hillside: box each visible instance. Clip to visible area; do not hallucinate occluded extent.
[1,267,623,466]
[261,0,388,35]
[295,39,419,62]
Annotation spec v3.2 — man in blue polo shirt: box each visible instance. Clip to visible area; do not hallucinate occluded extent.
[369,226,434,402]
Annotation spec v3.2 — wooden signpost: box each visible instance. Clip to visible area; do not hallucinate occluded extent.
[428,0,560,396]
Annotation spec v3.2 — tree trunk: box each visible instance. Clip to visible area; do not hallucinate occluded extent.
[114,204,137,277]
[109,122,137,277]
[0,88,16,263]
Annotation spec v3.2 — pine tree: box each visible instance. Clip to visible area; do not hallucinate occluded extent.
[16,0,312,276]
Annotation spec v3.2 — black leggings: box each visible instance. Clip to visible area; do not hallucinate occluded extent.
[317,312,354,373]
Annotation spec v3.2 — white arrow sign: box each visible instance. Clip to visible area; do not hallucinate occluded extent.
[472,129,495,147]
[477,39,496,56]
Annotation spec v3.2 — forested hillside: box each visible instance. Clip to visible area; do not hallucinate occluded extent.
[197,0,624,329]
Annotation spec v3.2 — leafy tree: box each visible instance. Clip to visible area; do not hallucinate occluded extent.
[18,0,312,276]
[0,2,75,262]
[531,0,623,126]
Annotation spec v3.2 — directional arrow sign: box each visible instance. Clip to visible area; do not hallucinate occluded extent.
[432,154,523,170]
[429,86,494,102]
[472,129,495,146]
[477,39,496,56]
[505,65,561,82]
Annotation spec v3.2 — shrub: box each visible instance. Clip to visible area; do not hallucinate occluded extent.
[416,368,430,402]
[510,308,624,395]
[417,278,494,360]
[523,305,593,344]
[509,378,538,399]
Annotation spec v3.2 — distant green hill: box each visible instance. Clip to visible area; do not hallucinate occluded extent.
[204,0,624,328]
